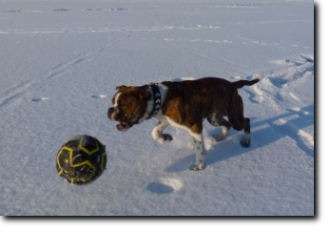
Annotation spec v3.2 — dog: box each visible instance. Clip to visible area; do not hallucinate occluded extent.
[108,76,263,170]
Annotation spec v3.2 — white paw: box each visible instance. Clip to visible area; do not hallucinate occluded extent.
[152,131,173,144]
[190,164,205,171]
[162,134,173,143]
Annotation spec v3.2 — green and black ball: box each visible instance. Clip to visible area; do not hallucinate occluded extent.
[56,135,107,186]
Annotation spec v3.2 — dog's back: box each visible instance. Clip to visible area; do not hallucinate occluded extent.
[160,77,263,120]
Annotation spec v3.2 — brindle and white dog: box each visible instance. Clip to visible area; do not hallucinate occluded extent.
[108,76,263,170]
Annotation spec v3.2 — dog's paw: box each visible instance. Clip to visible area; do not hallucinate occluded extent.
[156,134,173,144]
[163,134,173,143]
[240,134,251,147]
[190,164,205,171]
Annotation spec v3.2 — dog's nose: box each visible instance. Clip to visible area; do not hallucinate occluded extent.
[108,107,115,115]
[108,108,115,119]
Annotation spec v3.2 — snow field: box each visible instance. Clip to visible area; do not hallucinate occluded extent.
[0,0,314,217]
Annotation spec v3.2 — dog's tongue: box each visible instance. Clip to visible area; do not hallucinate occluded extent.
[116,121,130,132]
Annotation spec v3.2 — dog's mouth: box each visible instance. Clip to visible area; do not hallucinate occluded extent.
[116,121,131,132]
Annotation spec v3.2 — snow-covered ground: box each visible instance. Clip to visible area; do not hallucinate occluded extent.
[0,0,315,217]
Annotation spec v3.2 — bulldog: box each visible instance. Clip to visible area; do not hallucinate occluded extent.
[108,76,263,170]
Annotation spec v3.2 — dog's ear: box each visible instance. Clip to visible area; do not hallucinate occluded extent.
[116,85,127,90]
[132,88,151,101]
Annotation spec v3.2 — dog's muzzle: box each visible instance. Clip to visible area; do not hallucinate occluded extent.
[108,107,119,121]
[107,107,132,132]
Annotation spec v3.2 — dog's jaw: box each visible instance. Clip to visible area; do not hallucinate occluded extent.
[116,121,131,132]
[109,112,116,121]
[108,107,131,132]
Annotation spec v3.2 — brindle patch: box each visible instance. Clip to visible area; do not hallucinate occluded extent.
[160,78,235,133]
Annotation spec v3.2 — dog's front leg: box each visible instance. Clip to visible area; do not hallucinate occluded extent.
[152,121,173,144]
[190,132,206,171]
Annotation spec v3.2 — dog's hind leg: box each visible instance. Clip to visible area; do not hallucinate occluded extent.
[207,113,231,141]
[230,118,251,147]
[152,121,172,144]
[240,118,251,147]
[227,95,251,147]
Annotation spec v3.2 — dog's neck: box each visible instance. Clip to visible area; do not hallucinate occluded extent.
[137,82,168,124]
[146,83,162,119]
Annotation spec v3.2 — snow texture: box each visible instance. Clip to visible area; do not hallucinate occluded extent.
[0,0,314,216]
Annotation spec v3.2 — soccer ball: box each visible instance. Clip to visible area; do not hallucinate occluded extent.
[56,135,107,186]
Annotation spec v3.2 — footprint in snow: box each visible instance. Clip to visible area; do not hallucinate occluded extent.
[31,97,49,102]
[91,95,107,99]
[268,55,314,88]
[147,178,182,194]
[269,118,314,157]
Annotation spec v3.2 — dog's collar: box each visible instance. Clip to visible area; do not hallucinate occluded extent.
[146,83,161,119]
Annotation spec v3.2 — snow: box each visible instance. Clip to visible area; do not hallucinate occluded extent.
[0,0,317,220]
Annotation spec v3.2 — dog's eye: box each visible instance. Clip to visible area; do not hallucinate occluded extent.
[119,103,125,107]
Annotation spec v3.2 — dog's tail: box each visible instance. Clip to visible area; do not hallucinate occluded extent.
[233,76,264,89]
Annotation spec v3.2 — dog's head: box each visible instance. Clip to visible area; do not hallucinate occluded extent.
[108,85,151,132]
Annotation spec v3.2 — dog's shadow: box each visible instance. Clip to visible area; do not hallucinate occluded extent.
[165,133,249,172]
[165,104,314,172]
